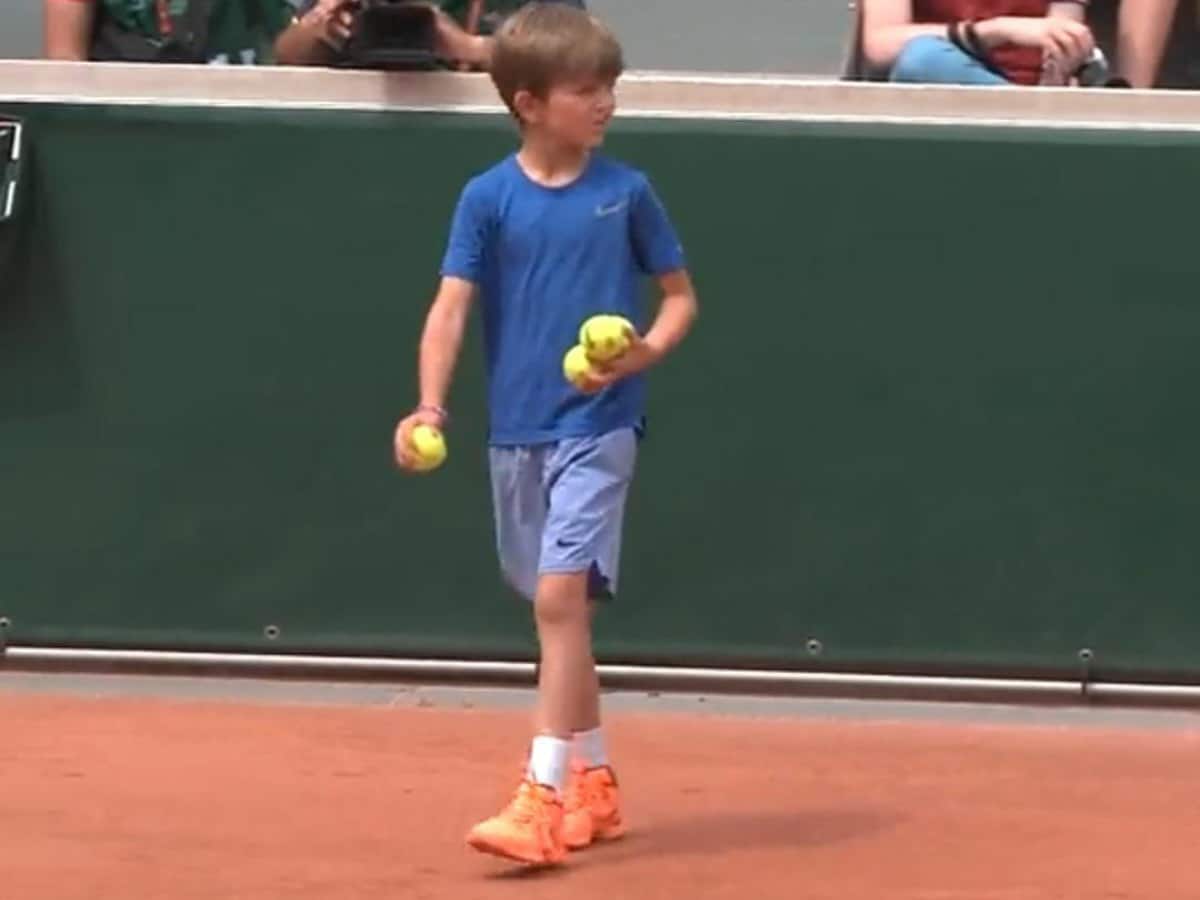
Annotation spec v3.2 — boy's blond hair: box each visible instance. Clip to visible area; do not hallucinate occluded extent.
[489,3,624,120]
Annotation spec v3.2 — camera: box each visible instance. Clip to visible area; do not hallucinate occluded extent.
[341,0,442,70]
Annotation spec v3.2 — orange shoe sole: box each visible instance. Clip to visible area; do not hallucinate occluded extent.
[466,831,566,866]
[565,818,628,851]
[593,819,628,842]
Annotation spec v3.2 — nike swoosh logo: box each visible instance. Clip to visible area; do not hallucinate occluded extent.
[595,202,626,218]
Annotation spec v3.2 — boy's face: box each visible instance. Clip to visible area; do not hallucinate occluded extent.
[519,77,617,150]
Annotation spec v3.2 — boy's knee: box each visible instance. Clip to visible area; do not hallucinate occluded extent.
[534,573,591,628]
[890,35,955,83]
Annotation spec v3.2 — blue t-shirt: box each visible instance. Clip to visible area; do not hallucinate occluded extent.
[441,154,685,446]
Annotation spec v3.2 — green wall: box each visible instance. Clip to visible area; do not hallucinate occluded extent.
[3,102,1200,679]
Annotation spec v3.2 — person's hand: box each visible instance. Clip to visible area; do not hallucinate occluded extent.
[301,0,359,50]
[393,406,446,471]
[992,17,1095,76]
[579,330,662,394]
[427,4,491,69]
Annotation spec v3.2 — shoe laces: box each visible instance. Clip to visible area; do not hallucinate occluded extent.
[505,780,547,825]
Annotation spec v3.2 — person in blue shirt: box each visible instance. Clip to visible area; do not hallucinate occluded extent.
[393,1,698,868]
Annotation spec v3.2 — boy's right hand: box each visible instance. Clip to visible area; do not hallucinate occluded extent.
[393,406,446,472]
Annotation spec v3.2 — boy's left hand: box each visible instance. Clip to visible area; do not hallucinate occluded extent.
[581,329,661,393]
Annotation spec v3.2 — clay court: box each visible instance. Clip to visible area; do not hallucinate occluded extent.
[2,674,1197,900]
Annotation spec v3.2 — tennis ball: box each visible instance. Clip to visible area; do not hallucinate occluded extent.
[579,314,633,362]
[410,424,446,472]
[563,344,594,389]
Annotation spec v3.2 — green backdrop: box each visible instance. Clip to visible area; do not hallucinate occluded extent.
[3,102,1199,679]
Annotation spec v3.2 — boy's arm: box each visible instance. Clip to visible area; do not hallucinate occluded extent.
[586,269,697,391]
[393,276,475,469]
[418,275,475,414]
[641,269,698,361]
[580,175,694,392]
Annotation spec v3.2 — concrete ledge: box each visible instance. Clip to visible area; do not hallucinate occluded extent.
[3,60,1200,130]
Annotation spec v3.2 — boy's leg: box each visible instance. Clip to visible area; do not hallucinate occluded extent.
[489,445,546,602]
[532,606,599,733]
[571,607,606,768]
[532,605,596,726]
[530,571,593,781]
[537,429,636,849]
[467,445,568,866]
[574,625,601,735]
[565,641,622,845]
[467,430,634,862]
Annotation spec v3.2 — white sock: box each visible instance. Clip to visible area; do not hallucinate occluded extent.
[527,735,570,792]
[572,727,609,769]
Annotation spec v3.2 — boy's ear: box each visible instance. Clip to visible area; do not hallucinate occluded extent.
[513,89,539,124]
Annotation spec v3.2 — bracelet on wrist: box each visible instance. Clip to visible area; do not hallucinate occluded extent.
[416,404,449,424]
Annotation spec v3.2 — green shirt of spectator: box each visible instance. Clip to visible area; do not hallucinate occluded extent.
[44,0,302,64]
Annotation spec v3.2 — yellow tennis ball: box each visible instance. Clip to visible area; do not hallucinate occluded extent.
[563,344,594,389]
[410,424,447,472]
[579,314,633,362]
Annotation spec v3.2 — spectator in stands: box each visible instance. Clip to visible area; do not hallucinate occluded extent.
[43,0,298,64]
[274,0,583,69]
[1116,0,1177,87]
[276,0,484,67]
[861,0,1097,86]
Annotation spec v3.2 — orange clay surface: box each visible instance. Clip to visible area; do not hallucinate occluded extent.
[1,690,1197,899]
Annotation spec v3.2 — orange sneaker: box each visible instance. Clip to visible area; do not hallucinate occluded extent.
[563,762,628,850]
[466,779,567,865]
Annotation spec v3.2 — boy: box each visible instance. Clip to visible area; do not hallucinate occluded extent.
[393,3,697,866]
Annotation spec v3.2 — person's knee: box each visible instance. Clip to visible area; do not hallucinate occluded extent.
[890,35,955,83]
[534,572,591,629]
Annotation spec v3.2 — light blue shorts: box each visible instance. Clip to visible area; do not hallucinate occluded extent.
[488,428,638,602]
